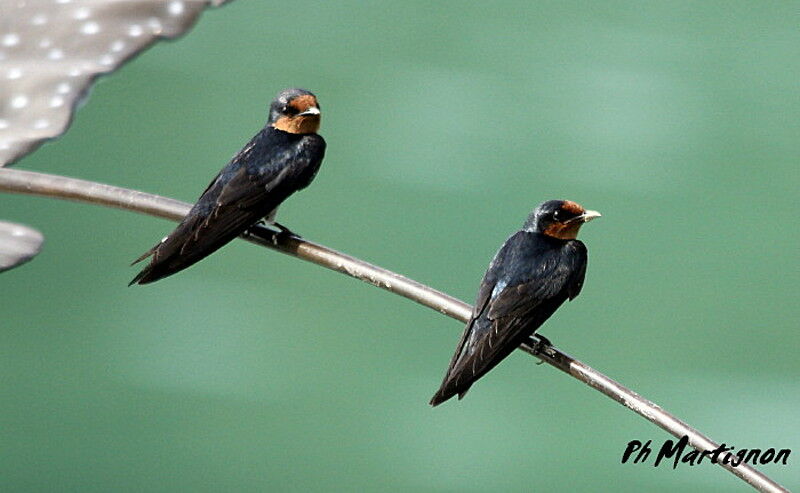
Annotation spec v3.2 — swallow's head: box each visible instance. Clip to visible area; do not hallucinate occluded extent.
[269,88,321,134]
[524,199,601,239]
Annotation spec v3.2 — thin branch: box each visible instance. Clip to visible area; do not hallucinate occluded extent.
[0,167,788,493]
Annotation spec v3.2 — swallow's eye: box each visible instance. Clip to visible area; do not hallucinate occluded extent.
[553,209,564,222]
[283,105,298,116]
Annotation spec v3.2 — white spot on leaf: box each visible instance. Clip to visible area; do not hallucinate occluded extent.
[73,7,91,20]
[10,96,29,109]
[81,22,100,35]
[168,1,185,16]
[2,34,20,47]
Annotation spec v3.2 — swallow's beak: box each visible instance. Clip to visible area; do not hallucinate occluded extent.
[579,210,602,223]
[298,106,320,117]
[565,210,601,225]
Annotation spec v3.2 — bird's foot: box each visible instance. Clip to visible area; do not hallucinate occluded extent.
[261,222,301,246]
[245,219,269,235]
[243,221,276,246]
[245,221,301,246]
[533,334,552,348]
[272,222,301,241]
[530,334,553,365]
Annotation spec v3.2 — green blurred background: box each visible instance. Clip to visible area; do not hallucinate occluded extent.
[2,1,798,491]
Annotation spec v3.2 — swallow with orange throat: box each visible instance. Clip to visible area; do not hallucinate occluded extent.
[430,200,600,406]
[130,88,325,285]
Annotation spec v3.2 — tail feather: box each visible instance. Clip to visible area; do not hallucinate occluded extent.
[129,248,155,286]
[129,252,184,286]
[128,256,160,286]
[429,392,449,407]
[131,243,156,265]
[429,379,472,407]
[129,238,182,285]
[128,268,149,286]
[130,248,155,266]
[128,234,229,285]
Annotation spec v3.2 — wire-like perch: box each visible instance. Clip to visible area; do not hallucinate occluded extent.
[0,167,788,493]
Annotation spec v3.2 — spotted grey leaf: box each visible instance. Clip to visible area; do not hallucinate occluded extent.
[0,220,44,272]
[0,0,234,166]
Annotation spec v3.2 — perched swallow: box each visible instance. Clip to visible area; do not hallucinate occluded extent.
[130,88,326,285]
[430,200,600,406]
